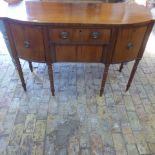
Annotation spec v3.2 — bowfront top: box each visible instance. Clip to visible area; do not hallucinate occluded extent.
[0,0,154,25]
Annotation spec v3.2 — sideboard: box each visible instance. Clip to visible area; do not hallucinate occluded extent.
[0,1,154,96]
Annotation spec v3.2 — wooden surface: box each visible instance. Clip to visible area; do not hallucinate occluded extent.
[112,25,148,63]
[0,1,153,25]
[49,28,110,42]
[9,22,46,62]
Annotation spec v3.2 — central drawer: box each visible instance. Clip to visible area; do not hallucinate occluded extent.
[49,28,111,43]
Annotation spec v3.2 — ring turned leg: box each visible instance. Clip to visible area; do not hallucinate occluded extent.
[47,63,55,96]
[119,63,124,72]
[15,58,26,91]
[126,59,140,91]
[100,64,110,96]
[28,61,33,72]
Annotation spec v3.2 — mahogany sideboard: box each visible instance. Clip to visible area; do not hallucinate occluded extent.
[0,1,154,96]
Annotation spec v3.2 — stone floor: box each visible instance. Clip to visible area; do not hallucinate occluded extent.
[1,27,155,155]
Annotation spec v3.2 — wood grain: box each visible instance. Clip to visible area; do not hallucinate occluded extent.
[0,2,153,25]
[112,25,147,63]
[9,22,46,62]
[77,45,103,62]
[55,45,77,62]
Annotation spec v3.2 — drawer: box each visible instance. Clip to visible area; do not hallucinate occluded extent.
[10,23,45,62]
[79,29,111,43]
[112,26,147,63]
[49,28,111,43]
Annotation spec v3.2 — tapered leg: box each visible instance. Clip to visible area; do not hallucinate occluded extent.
[100,64,110,96]
[126,59,140,91]
[28,61,33,72]
[15,58,26,91]
[47,63,55,96]
[119,63,124,72]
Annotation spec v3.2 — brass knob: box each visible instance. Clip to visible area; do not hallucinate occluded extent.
[24,41,30,48]
[127,42,134,49]
[91,32,100,39]
[60,32,69,39]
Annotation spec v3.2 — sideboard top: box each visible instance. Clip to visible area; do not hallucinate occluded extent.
[0,1,154,25]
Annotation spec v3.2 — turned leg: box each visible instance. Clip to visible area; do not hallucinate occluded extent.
[119,63,124,72]
[47,63,55,96]
[28,61,33,72]
[126,59,140,91]
[15,58,26,91]
[100,64,110,96]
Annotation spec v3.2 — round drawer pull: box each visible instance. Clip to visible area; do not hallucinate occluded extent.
[127,42,134,49]
[91,32,100,39]
[24,41,30,48]
[60,32,69,39]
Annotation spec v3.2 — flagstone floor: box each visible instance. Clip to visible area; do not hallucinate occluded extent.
[1,25,155,155]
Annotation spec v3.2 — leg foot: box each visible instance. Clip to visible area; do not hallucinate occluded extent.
[119,63,124,72]
[100,64,110,96]
[15,58,26,91]
[126,59,140,91]
[47,63,55,96]
[28,61,33,72]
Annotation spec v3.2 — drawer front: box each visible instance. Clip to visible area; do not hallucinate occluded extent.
[79,29,110,43]
[112,26,147,63]
[49,28,111,43]
[10,23,45,62]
